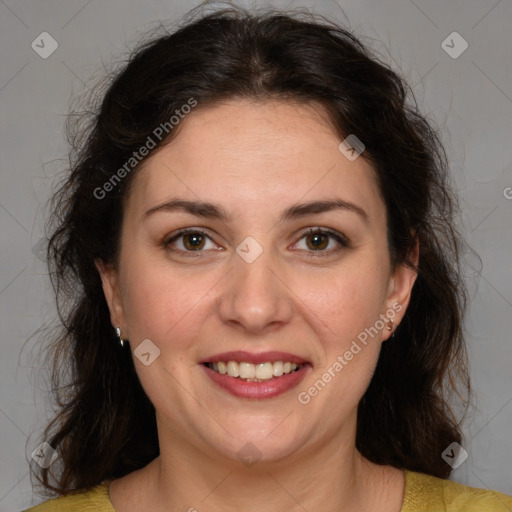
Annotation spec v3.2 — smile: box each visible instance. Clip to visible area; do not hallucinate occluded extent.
[204,361,303,381]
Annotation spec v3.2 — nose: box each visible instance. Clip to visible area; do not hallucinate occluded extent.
[217,245,294,335]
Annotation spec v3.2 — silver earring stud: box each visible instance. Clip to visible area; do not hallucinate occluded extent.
[387,318,395,339]
[116,327,125,347]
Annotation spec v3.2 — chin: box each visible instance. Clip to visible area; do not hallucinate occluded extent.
[208,424,304,467]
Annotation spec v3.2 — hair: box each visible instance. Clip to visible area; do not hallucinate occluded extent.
[33,4,470,496]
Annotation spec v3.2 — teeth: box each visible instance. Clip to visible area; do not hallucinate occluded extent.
[239,362,255,379]
[207,360,303,380]
[272,361,284,377]
[255,362,273,380]
[227,361,239,378]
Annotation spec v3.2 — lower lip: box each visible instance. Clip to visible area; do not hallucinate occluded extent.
[201,364,311,399]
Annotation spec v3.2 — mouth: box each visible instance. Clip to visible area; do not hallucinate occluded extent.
[203,360,304,382]
[200,351,311,399]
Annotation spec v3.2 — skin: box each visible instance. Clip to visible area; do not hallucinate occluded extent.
[97,99,418,512]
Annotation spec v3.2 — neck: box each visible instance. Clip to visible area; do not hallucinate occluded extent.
[137,420,395,512]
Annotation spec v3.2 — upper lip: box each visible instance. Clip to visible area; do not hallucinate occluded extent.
[201,351,309,365]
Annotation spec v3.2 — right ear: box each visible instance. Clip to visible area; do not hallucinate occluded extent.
[95,258,126,331]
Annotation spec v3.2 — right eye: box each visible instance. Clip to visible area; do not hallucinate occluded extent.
[164,228,220,254]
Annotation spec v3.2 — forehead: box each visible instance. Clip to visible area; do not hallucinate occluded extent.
[124,99,385,223]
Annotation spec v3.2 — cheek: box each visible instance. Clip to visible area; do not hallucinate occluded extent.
[302,256,389,342]
[119,254,213,348]
[294,256,388,410]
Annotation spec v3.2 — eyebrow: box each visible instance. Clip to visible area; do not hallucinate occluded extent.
[143,198,368,224]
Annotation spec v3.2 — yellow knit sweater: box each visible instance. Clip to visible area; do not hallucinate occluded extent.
[24,469,512,511]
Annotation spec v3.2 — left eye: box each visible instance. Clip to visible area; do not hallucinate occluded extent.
[293,229,348,253]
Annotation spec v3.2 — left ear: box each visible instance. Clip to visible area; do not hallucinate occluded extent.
[381,237,419,341]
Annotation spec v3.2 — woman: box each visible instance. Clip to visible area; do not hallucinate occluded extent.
[26,6,512,512]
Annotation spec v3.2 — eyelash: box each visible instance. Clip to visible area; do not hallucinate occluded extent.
[163,227,349,258]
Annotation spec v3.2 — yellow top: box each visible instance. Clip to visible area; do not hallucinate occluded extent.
[24,469,512,511]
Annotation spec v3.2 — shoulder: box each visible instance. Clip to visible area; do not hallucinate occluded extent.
[23,481,114,512]
[402,470,512,512]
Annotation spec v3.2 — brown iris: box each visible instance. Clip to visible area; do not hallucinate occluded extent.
[183,233,206,250]
[306,232,329,250]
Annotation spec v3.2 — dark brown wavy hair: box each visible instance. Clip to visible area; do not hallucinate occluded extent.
[32,4,470,496]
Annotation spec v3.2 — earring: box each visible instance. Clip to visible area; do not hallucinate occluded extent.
[115,327,125,347]
[387,319,395,338]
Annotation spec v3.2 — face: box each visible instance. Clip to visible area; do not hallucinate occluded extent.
[97,99,417,466]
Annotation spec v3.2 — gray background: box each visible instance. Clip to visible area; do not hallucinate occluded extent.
[1,0,511,510]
